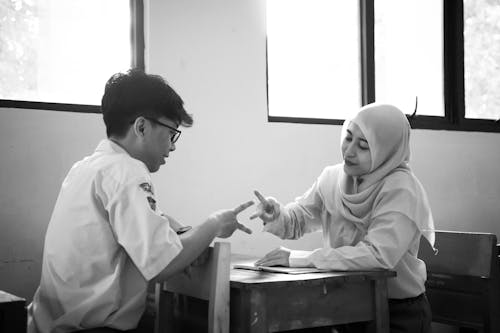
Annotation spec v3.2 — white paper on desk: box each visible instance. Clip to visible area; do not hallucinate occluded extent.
[233,262,330,274]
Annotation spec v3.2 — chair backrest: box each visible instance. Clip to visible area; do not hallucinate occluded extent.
[0,290,26,333]
[418,230,500,332]
[155,242,231,333]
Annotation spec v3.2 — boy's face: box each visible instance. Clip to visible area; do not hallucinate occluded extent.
[140,116,178,173]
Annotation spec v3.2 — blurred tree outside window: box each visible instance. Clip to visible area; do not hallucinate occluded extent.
[0,0,132,106]
[463,0,500,120]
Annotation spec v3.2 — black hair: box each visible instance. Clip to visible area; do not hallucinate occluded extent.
[101,69,193,138]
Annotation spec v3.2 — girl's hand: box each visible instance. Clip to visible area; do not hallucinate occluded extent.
[255,246,291,267]
[249,190,280,224]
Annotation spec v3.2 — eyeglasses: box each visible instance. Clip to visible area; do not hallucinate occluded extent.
[144,117,182,144]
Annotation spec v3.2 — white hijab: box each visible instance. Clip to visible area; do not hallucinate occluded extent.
[322,103,435,247]
[345,103,411,188]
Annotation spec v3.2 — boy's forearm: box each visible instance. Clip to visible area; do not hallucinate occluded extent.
[151,218,218,282]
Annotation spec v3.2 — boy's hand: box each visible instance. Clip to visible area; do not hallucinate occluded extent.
[209,200,254,238]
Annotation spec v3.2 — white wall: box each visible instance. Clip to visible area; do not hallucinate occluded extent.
[0,110,104,300]
[1,3,499,323]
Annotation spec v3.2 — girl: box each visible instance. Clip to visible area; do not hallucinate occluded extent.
[252,103,434,333]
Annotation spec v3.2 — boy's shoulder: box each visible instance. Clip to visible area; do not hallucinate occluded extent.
[72,146,150,187]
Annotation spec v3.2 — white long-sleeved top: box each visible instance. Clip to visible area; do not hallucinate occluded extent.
[264,165,430,299]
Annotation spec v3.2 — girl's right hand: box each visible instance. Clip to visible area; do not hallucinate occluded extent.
[250,190,280,224]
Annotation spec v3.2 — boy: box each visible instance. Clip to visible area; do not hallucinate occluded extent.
[28,69,253,333]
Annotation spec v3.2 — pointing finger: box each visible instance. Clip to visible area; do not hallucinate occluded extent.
[249,211,264,220]
[233,200,255,214]
[254,190,270,205]
[237,223,252,234]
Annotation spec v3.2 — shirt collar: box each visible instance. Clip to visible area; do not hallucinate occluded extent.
[95,139,152,174]
[95,139,129,155]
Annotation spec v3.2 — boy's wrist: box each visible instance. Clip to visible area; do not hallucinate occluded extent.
[205,216,222,237]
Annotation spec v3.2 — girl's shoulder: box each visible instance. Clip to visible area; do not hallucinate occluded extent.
[321,164,343,176]
[379,167,420,193]
[317,164,343,184]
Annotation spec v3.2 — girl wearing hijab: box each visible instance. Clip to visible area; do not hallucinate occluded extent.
[251,103,435,333]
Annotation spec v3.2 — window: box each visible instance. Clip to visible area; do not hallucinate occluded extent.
[0,0,144,112]
[266,0,500,132]
[267,0,361,124]
[375,0,444,117]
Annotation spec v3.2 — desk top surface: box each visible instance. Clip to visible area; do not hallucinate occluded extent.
[230,254,396,289]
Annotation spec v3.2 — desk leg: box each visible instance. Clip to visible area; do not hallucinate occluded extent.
[231,288,268,333]
[371,279,389,333]
[155,286,177,333]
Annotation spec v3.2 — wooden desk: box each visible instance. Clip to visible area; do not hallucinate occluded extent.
[160,255,395,333]
[228,255,395,333]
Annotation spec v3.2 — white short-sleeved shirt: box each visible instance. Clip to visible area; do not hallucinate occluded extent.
[27,139,183,333]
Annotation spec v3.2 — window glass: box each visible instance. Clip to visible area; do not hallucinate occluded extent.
[375,0,444,116]
[267,0,361,120]
[463,0,500,120]
[0,0,131,105]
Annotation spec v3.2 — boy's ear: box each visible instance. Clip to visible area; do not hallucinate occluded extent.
[132,117,147,138]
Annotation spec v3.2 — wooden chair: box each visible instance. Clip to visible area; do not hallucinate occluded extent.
[418,230,500,333]
[0,290,26,333]
[154,242,231,333]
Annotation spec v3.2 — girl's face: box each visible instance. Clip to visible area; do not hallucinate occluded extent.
[341,122,372,177]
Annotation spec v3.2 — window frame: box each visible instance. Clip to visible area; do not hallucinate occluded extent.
[267,0,500,133]
[0,0,144,114]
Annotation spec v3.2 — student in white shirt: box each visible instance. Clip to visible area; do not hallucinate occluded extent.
[251,103,434,333]
[27,69,254,333]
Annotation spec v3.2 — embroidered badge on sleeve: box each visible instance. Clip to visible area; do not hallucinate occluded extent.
[147,196,157,211]
[139,182,154,195]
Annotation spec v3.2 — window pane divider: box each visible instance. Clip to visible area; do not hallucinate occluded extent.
[0,100,100,113]
[131,0,145,71]
[268,116,344,126]
[359,0,375,106]
[443,0,464,125]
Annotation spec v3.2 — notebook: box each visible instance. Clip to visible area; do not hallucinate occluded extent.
[233,261,330,275]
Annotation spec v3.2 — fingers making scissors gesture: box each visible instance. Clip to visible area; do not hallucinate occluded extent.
[249,190,280,224]
[209,200,254,238]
